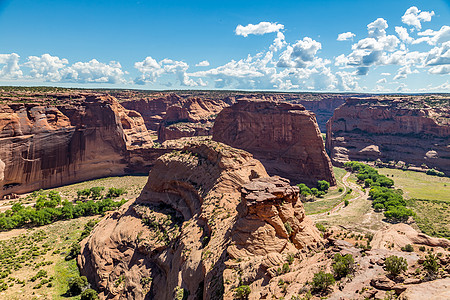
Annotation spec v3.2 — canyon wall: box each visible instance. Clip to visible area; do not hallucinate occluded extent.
[326,97,450,175]
[0,95,154,197]
[212,99,336,186]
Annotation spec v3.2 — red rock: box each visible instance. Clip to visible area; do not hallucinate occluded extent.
[212,99,336,186]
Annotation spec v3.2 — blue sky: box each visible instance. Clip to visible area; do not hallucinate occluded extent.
[0,0,449,92]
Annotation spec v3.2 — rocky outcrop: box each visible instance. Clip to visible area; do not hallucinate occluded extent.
[0,95,154,197]
[157,98,227,142]
[326,97,450,175]
[213,99,336,186]
[78,141,323,300]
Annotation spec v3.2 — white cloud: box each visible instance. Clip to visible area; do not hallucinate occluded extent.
[277,37,322,68]
[381,72,391,76]
[195,60,210,67]
[393,65,419,80]
[377,78,387,84]
[235,22,284,37]
[24,54,68,81]
[0,53,22,79]
[61,59,126,84]
[419,81,450,91]
[428,65,450,74]
[413,26,450,45]
[270,32,287,51]
[367,18,388,38]
[401,6,434,30]
[395,26,413,43]
[424,41,450,66]
[337,32,356,41]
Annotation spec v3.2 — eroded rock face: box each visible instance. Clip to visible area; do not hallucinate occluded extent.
[157,98,227,142]
[0,95,153,197]
[326,97,450,175]
[213,99,336,186]
[78,141,323,300]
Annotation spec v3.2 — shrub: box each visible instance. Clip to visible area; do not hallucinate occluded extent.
[332,253,354,279]
[373,203,384,212]
[338,187,343,192]
[317,180,330,192]
[284,222,293,235]
[384,206,414,223]
[105,187,126,198]
[65,242,81,261]
[419,246,426,252]
[316,223,326,232]
[174,286,188,300]
[364,178,373,188]
[282,263,290,274]
[81,289,99,300]
[89,187,104,200]
[423,253,439,275]
[235,285,251,299]
[311,188,319,196]
[297,183,312,196]
[344,200,349,207]
[67,276,88,296]
[401,244,414,252]
[385,255,407,276]
[311,271,335,293]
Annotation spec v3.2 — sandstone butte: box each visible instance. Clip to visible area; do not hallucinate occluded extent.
[78,141,324,300]
[212,99,336,186]
[157,97,228,142]
[326,97,450,175]
[0,94,165,197]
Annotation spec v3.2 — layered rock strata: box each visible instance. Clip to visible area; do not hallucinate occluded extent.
[213,99,336,186]
[0,95,153,197]
[326,97,450,175]
[78,141,323,300]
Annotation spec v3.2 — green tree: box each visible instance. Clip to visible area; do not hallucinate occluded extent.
[423,253,439,275]
[81,289,99,300]
[67,276,88,296]
[311,271,335,293]
[385,255,407,276]
[332,253,354,279]
[235,285,251,299]
[317,180,330,192]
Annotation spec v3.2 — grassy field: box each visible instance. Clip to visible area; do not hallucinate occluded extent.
[0,175,149,299]
[377,168,450,238]
[377,168,450,201]
[304,167,352,215]
[0,216,100,300]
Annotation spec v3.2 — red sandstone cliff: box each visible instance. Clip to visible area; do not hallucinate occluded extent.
[0,95,153,197]
[157,97,228,142]
[326,97,450,175]
[212,99,336,186]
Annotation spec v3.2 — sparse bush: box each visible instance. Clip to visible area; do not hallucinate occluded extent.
[423,253,439,275]
[89,187,104,200]
[338,187,344,192]
[401,244,414,252]
[235,285,251,299]
[282,263,290,274]
[311,271,335,293]
[65,242,81,261]
[284,222,293,235]
[344,200,349,207]
[105,187,126,198]
[81,289,99,300]
[316,223,326,232]
[385,255,407,276]
[67,276,88,296]
[419,246,426,252]
[332,253,354,279]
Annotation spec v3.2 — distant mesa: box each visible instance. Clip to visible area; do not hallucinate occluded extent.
[213,99,336,186]
[326,97,450,176]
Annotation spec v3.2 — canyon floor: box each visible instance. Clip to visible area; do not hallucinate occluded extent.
[0,166,448,299]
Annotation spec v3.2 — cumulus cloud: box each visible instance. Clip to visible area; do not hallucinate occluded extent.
[270,32,287,51]
[414,26,450,45]
[377,78,387,84]
[235,22,284,37]
[62,59,126,84]
[277,37,323,68]
[367,18,388,38]
[395,26,413,43]
[0,53,22,79]
[195,60,210,67]
[393,65,419,80]
[401,6,434,30]
[24,54,68,81]
[135,56,202,86]
[337,32,356,41]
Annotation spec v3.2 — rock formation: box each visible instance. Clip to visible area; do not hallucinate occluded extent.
[212,99,336,186]
[78,141,323,299]
[157,97,227,142]
[326,97,450,175]
[0,95,154,197]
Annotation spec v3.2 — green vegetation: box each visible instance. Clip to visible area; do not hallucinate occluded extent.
[311,271,335,293]
[235,285,251,299]
[422,253,439,275]
[384,255,407,276]
[332,253,354,279]
[426,169,445,177]
[407,199,450,238]
[81,288,99,300]
[67,275,88,296]
[105,187,127,198]
[401,244,414,252]
[0,190,126,231]
[345,162,414,223]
